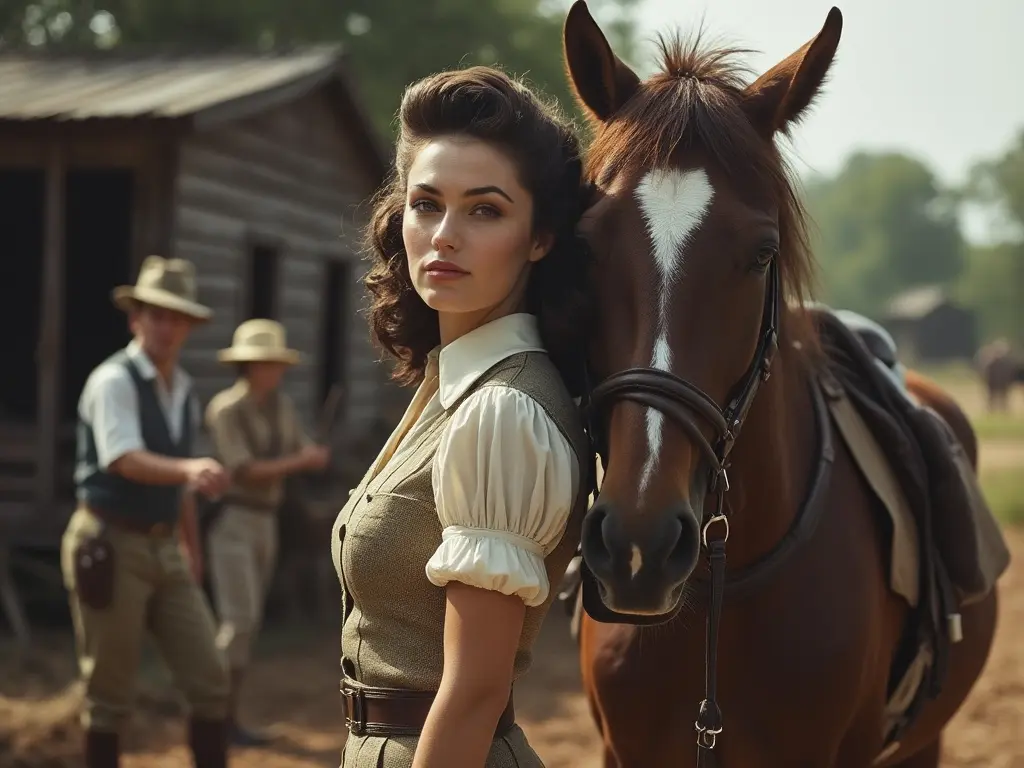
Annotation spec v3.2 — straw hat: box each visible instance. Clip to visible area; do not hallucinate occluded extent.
[218,319,301,365]
[112,255,212,322]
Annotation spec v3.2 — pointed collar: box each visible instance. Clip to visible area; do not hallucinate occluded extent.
[437,313,546,409]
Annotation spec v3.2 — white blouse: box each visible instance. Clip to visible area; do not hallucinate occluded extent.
[418,313,581,608]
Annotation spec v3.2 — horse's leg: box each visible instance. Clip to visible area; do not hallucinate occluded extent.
[581,617,621,768]
[889,737,941,768]
[580,618,687,768]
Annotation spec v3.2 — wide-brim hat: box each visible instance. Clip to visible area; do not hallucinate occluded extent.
[112,255,212,322]
[218,318,301,365]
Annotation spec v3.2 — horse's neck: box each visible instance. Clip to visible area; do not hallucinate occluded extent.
[723,341,818,569]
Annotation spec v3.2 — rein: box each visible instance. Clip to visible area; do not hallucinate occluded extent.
[580,259,797,765]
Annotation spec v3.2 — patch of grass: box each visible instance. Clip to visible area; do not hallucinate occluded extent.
[981,468,1024,526]
[971,413,1024,441]
[915,361,979,388]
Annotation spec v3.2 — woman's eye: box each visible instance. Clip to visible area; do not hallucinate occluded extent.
[471,205,500,217]
[410,199,438,212]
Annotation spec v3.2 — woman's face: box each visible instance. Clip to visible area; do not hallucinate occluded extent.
[402,136,551,340]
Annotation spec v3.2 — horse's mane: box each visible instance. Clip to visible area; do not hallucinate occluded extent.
[586,31,820,351]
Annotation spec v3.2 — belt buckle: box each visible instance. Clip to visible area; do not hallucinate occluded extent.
[341,682,367,736]
[150,523,171,537]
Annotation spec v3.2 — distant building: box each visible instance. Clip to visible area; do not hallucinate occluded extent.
[879,285,978,363]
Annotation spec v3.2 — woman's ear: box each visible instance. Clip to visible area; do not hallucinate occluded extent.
[529,231,555,262]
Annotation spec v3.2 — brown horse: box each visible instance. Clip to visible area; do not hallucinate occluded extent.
[975,338,1024,412]
[562,3,1000,766]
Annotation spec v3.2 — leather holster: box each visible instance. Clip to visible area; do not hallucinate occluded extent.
[74,534,116,610]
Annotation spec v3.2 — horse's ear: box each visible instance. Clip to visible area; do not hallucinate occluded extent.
[743,7,843,136]
[563,0,641,123]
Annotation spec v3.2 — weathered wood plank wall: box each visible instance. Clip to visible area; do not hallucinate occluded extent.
[171,87,388,444]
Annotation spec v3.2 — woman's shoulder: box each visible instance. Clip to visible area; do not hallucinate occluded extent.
[464,351,586,457]
[479,351,574,407]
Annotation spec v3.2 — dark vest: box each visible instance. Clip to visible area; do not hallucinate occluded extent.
[75,350,195,526]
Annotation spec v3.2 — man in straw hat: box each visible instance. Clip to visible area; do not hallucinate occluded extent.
[204,318,329,746]
[61,255,232,768]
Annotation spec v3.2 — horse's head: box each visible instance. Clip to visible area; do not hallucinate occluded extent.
[565,2,842,616]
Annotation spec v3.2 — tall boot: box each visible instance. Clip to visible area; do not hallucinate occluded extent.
[228,667,270,747]
[188,717,228,768]
[84,729,120,768]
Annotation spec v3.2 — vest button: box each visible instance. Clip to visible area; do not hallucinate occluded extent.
[365,493,373,502]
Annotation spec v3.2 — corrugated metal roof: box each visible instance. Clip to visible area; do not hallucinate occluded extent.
[0,45,342,121]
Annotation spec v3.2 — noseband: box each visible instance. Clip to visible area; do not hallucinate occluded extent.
[582,258,780,524]
[579,258,781,766]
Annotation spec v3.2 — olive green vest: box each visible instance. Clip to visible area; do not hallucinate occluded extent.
[332,352,587,766]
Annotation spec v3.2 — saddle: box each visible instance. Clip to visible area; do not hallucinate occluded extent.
[812,307,1009,610]
[811,306,1010,755]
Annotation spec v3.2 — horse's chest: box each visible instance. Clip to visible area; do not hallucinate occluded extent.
[590,563,883,765]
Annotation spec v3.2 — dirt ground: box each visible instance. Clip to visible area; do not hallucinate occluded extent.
[0,526,1022,767]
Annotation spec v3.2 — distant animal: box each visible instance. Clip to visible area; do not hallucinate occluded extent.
[975,338,1024,412]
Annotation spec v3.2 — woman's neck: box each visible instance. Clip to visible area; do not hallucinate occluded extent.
[437,300,525,347]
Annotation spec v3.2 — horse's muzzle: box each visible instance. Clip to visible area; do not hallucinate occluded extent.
[580,497,701,615]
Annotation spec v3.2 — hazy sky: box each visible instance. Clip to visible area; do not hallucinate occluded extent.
[628,0,1022,190]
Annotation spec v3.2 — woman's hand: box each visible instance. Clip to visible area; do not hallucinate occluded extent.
[412,582,526,768]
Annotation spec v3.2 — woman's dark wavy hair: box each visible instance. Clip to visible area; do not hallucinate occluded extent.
[363,65,592,395]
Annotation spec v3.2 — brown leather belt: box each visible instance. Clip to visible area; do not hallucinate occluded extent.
[85,506,176,538]
[340,680,516,738]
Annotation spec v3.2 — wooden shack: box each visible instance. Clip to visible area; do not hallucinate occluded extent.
[880,285,978,364]
[0,46,403,550]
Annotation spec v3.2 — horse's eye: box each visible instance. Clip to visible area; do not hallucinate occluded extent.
[755,244,778,270]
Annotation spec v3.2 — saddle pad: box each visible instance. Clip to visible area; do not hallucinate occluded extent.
[822,376,920,609]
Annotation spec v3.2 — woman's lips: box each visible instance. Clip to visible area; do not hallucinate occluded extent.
[424,259,469,279]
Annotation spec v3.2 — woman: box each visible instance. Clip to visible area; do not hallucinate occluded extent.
[331,66,592,768]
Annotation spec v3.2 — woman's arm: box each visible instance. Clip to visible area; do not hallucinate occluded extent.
[412,582,525,768]
[413,385,581,767]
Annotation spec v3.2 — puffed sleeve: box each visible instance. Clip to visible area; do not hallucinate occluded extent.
[424,385,580,607]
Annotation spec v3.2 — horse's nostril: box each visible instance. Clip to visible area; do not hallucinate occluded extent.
[582,505,604,550]
[664,510,701,580]
[581,503,614,572]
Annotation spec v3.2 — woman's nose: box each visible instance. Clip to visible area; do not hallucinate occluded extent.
[430,214,459,251]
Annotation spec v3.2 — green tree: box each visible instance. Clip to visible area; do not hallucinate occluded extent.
[804,151,965,316]
[963,129,1024,344]
[957,241,1023,345]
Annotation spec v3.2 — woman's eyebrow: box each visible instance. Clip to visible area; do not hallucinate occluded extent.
[413,182,514,204]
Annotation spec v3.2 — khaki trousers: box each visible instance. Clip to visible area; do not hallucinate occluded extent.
[207,505,278,669]
[60,507,229,733]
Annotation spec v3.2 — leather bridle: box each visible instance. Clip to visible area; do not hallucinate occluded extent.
[579,257,781,766]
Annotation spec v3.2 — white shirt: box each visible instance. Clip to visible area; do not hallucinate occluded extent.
[360,313,581,607]
[78,340,200,470]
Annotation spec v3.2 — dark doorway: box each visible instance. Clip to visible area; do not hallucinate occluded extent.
[0,170,44,425]
[62,169,135,422]
[247,243,280,320]
[319,260,351,405]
